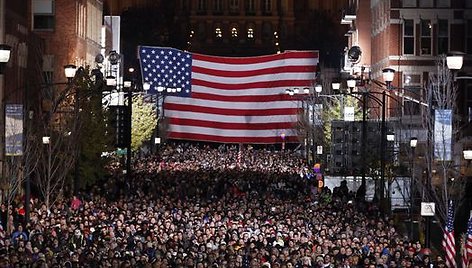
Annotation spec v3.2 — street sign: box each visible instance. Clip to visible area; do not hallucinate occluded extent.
[421,202,435,216]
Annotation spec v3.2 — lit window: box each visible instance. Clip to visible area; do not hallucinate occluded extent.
[215,27,222,38]
[420,19,432,55]
[33,0,55,30]
[231,27,238,38]
[247,27,254,39]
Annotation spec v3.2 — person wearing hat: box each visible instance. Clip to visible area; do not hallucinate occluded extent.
[69,229,85,250]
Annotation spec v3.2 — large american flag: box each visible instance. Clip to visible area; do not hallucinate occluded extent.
[443,200,457,268]
[138,46,318,144]
[463,216,472,268]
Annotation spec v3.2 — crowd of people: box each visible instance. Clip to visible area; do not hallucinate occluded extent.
[0,143,442,267]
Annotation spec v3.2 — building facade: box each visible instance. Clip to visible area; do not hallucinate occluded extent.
[0,0,104,182]
[29,0,103,82]
[341,0,471,138]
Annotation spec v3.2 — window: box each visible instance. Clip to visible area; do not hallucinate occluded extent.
[197,23,207,42]
[403,19,415,55]
[198,0,206,11]
[214,0,222,12]
[262,22,272,41]
[419,0,433,7]
[420,20,432,55]
[403,87,422,116]
[229,0,239,13]
[33,0,55,30]
[402,0,416,7]
[246,0,255,13]
[437,20,448,55]
[437,0,450,7]
[262,0,271,13]
[467,20,472,54]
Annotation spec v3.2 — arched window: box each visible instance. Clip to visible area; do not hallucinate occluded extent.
[262,0,272,13]
[262,22,272,41]
[246,0,255,13]
[214,0,223,12]
[229,0,239,13]
[198,0,207,11]
[197,23,207,41]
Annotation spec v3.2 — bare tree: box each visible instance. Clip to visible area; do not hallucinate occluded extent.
[32,70,91,210]
[418,55,465,227]
[2,108,40,231]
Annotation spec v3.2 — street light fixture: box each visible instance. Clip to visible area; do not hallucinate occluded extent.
[410,137,418,148]
[0,44,11,63]
[315,84,322,93]
[64,64,78,81]
[331,82,341,91]
[42,136,50,145]
[463,149,472,161]
[106,75,117,87]
[386,132,395,142]
[382,68,395,89]
[446,51,465,70]
[347,78,356,90]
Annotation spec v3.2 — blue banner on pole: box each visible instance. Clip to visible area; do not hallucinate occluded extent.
[5,104,24,156]
[434,109,452,161]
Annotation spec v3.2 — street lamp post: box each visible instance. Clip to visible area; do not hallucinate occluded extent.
[64,65,81,194]
[124,73,133,183]
[410,137,418,240]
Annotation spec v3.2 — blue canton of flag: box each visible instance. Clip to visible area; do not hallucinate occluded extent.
[138,46,192,97]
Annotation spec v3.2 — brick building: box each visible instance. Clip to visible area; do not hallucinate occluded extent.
[29,0,103,82]
[0,0,104,180]
[341,0,471,137]
[104,0,347,65]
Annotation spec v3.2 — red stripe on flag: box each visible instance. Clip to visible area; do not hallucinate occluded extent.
[168,118,295,130]
[168,132,300,144]
[165,103,299,116]
[193,51,319,64]
[192,79,315,90]
[192,65,317,78]
[190,92,297,102]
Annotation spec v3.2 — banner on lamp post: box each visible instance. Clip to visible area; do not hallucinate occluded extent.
[434,109,452,161]
[344,106,355,121]
[5,104,24,156]
[309,103,323,126]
